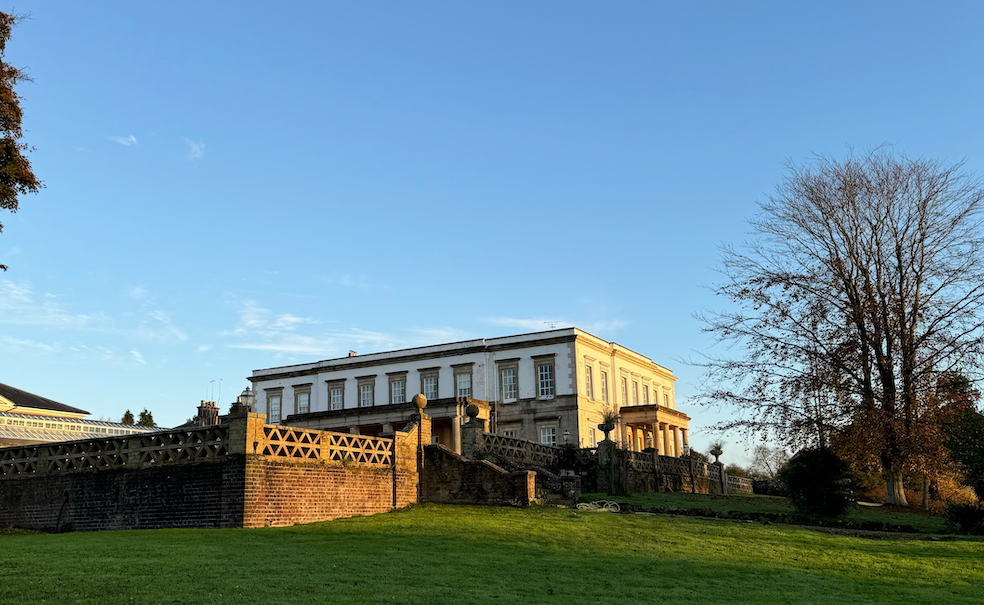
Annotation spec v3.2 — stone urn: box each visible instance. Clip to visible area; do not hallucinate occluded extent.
[597,421,615,442]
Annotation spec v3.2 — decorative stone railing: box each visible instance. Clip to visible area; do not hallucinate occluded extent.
[481,433,560,468]
[657,454,691,476]
[627,450,656,472]
[261,425,392,467]
[728,475,754,494]
[131,427,230,465]
[0,426,231,478]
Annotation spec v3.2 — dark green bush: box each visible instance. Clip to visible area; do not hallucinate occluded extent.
[779,448,855,517]
[943,502,984,535]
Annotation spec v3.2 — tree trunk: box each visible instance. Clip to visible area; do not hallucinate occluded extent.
[922,475,929,511]
[885,470,908,506]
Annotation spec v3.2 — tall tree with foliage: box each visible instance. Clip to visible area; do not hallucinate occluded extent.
[137,409,155,427]
[698,150,984,505]
[121,410,134,425]
[0,13,42,271]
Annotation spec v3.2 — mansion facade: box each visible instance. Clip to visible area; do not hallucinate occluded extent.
[249,328,690,456]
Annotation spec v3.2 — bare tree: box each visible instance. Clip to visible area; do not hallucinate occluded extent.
[698,150,984,505]
[749,445,789,479]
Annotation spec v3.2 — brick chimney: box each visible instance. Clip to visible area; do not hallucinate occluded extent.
[195,400,220,427]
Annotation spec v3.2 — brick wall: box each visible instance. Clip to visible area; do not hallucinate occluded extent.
[0,457,246,531]
[243,459,395,527]
[0,411,427,532]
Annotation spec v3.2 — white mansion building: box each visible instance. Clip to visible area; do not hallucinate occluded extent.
[249,328,691,456]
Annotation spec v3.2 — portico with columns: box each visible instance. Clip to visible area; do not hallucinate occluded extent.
[617,404,690,455]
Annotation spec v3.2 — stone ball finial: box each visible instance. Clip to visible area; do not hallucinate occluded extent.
[465,403,480,419]
[412,393,427,409]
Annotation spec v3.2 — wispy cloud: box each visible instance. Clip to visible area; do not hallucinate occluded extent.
[136,309,188,343]
[409,327,474,344]
[321,273,388,291]
[0,280,96,329]
[225,300,462,358]
[130,350,146,365]
[108,134,138,147]
[184,138,205,160]
[0,279,187,343]
[485,316,628,335]
[486,317,574,331]
[129,286,148,300]
[0,335,59,354]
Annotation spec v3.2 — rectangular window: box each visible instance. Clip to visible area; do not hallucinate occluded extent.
[423,377,438,400]
[621,377,628,405]
[330,386,343,410]
[503,429,518,438]
[540,427,557,446]
[391,380,406,404]
[643,385,650,405]
[585,366,594,399]
[665,393,670,407]
[537,363,555,399]
[601,371,609,403]
[632,381,639,405]
[268,392,281,423]
[295,390,310,415]
[589,428,597,447]
[420,368,440,401]
[360,383,374,407]
[456,373,472,398]
[501,367,518,402]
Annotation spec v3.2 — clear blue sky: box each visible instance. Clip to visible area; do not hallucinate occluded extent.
[2,1,983,462]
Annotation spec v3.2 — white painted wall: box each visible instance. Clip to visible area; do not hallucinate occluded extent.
[252,339,576,421]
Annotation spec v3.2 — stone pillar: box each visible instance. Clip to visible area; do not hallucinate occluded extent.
[452,414,462,454]
[674,426,682,458]
[460,404,485,459]
[681,428,689,449]
[228,410,267,456]
[597,439,615,493]
[661,423,671,457]
[349,426,360,435]
[716,461,728,494]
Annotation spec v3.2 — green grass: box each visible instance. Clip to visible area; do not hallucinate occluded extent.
[581,491,951,533]
[2,504,982,604]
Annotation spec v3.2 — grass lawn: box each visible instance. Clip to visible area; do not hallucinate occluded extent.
[581,491,950,534]
[2,504,982,604]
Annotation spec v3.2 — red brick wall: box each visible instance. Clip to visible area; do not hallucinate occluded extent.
[0,457,246,532]
[243,459,402,528]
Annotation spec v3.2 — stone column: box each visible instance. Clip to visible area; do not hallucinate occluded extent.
[349,426,360,435]
[661,423,671,457]
[681,428,689,449]
[673,426,682,458]
[452,414,462,455]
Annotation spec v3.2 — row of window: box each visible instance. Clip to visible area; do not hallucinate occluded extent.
[266,358,559,423]
[498,359,555,403]
[3,418,135,435]
[583,365,670,407]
